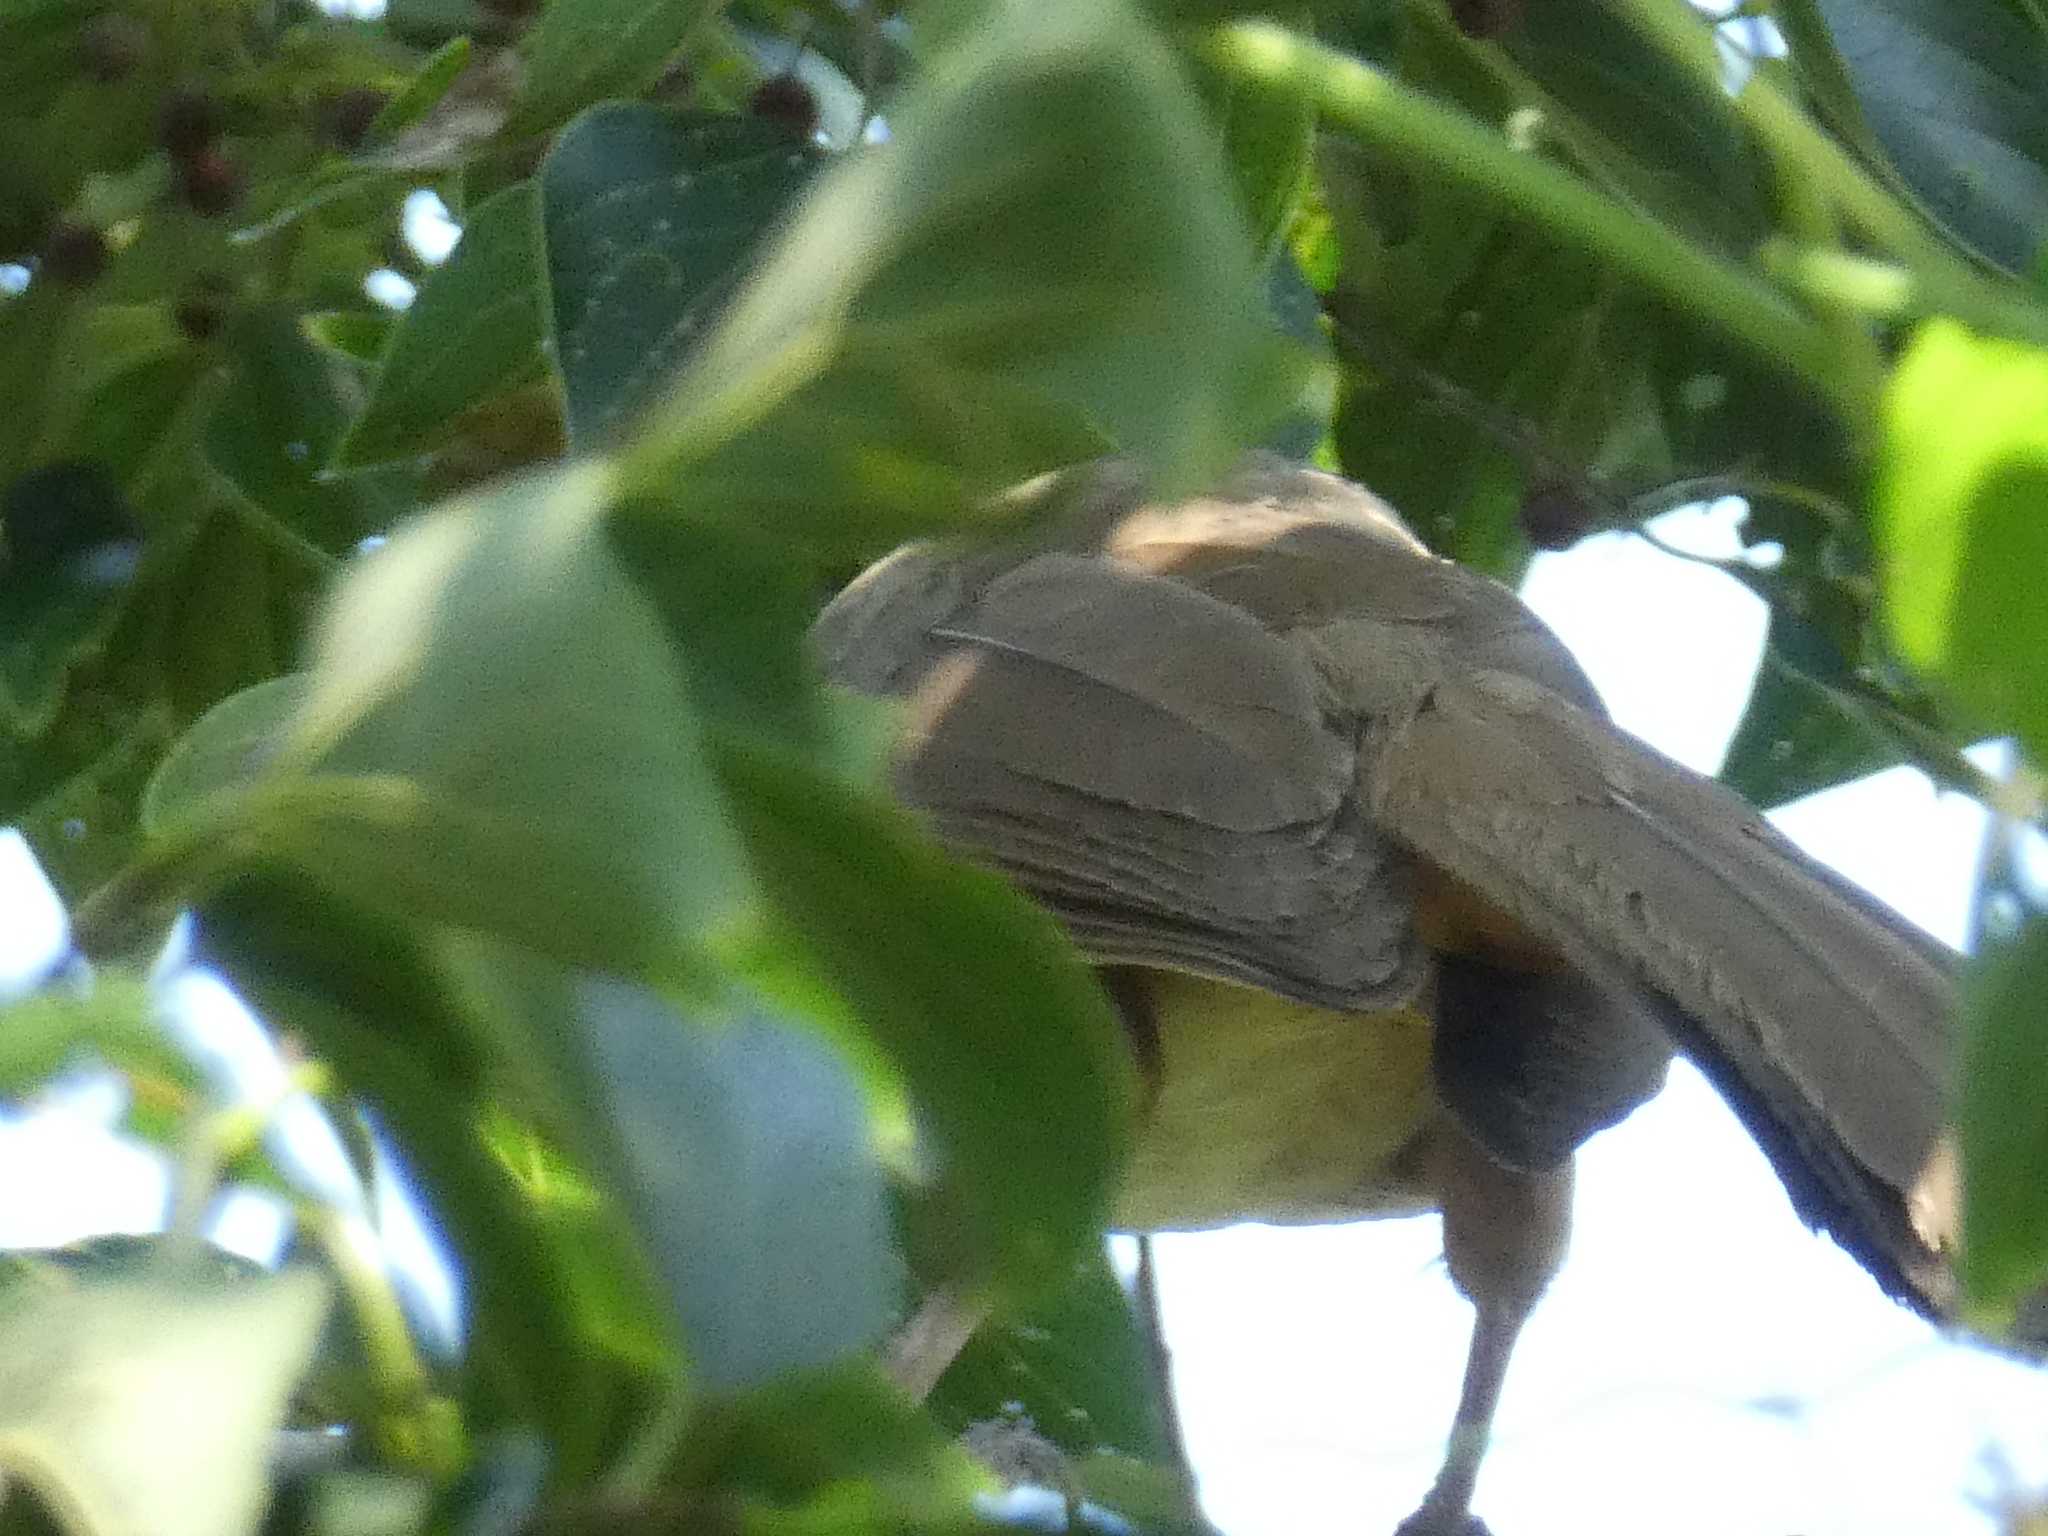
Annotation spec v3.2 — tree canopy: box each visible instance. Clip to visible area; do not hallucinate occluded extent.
[2,0,2047,1531]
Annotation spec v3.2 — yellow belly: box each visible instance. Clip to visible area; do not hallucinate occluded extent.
[1112,970,1441,1232]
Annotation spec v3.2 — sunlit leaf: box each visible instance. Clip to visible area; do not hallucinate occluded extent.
[1877,320,2048,760]
[0,1267,330,1536]
[140,674,309,832]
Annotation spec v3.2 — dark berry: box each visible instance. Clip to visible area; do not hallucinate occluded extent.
[748,74,819,139]
[39,220,109,286]
[1448,0,1524,39]
[475,0,540,26]
[173,276,231,340]
[314,87,388,150]
[177,150,244,216]
[77,14,151,84]
[158,87,224,160]
[1518,478,1595,551]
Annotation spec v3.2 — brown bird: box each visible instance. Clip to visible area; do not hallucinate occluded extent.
[813,455,1963,1535]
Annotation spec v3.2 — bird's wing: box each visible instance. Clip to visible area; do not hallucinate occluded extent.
[816,534,1428,1010]
[1364,660,1958,1309]
[814,455,1962,1318]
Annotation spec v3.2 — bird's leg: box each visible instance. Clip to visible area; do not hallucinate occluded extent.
[1396,1118,1574,1536]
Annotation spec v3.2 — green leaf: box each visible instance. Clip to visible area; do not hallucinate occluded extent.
[573,981,897,1390]
[1811,0,2048,272]
[0,973,196,1100]
[335,183,550,469]
[0,462,143,732]
[625,0,1307,556]
[1959,913,2048,1319]
[1718,647,1896,807]
[540,105,820,448]
[0,1267,331,1536]
[194,873,667,1482]
[713,740,1133,1299]
[509,0,724,137]
[205,306,418,556]
[1877,320,2048,760]
[674,1360,987,1506]
[156,464,750,973]
[370,36,475,144]
[1198,5,1316,255]
[140,674,309,832]
[604,506,822,748]
[931,1250,1176,1466]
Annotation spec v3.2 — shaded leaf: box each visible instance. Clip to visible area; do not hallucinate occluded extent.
[931,1250,1174,1465]
[1877,320,2048,761]
[1718,647,1896,807]
[205,306,417,556]
[1959,913,2048,1319]
[713,739,1133,1298]
[674,1360,986,1506]
[540,105,819,447]
[1812,0,2048,271]
[335,183,549,469]
[510,0,724,137]
[0,462,143,731]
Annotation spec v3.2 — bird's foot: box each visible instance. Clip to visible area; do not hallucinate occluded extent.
[1392,1497,1492,1536]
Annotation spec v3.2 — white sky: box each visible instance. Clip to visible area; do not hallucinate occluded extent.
[1,506,2043,1533]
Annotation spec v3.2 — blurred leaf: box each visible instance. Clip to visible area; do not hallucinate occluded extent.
[195,873,665,1482]
[1811,0,2048,271]
[1877,320,2048,760]
[176,464,752,972]
[336,183,549,469]
[626,0,1305,556]
[0,972,194,1099]
[539,105,819,448]
[510,0,725,137]
[1959,913,2048,1318]
[205,306,417,556]
[931,1251,1174,1465]
[140,674,309,831]
[1499,0,1770,248]
[371,37,475,144]
[1197,5,1316,254]
[11,705,174,901]
[713,740,1133,1299]
[674,1360,985,1506]
[573,982,897,1390]
[604,507,821,747]
[0,462,143,731]
[0,1267,330,1536]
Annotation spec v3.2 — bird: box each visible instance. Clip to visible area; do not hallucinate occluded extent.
[812,454,1964,1535]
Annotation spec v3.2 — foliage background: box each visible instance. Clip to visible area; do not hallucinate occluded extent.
[2,0,2048,1531]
